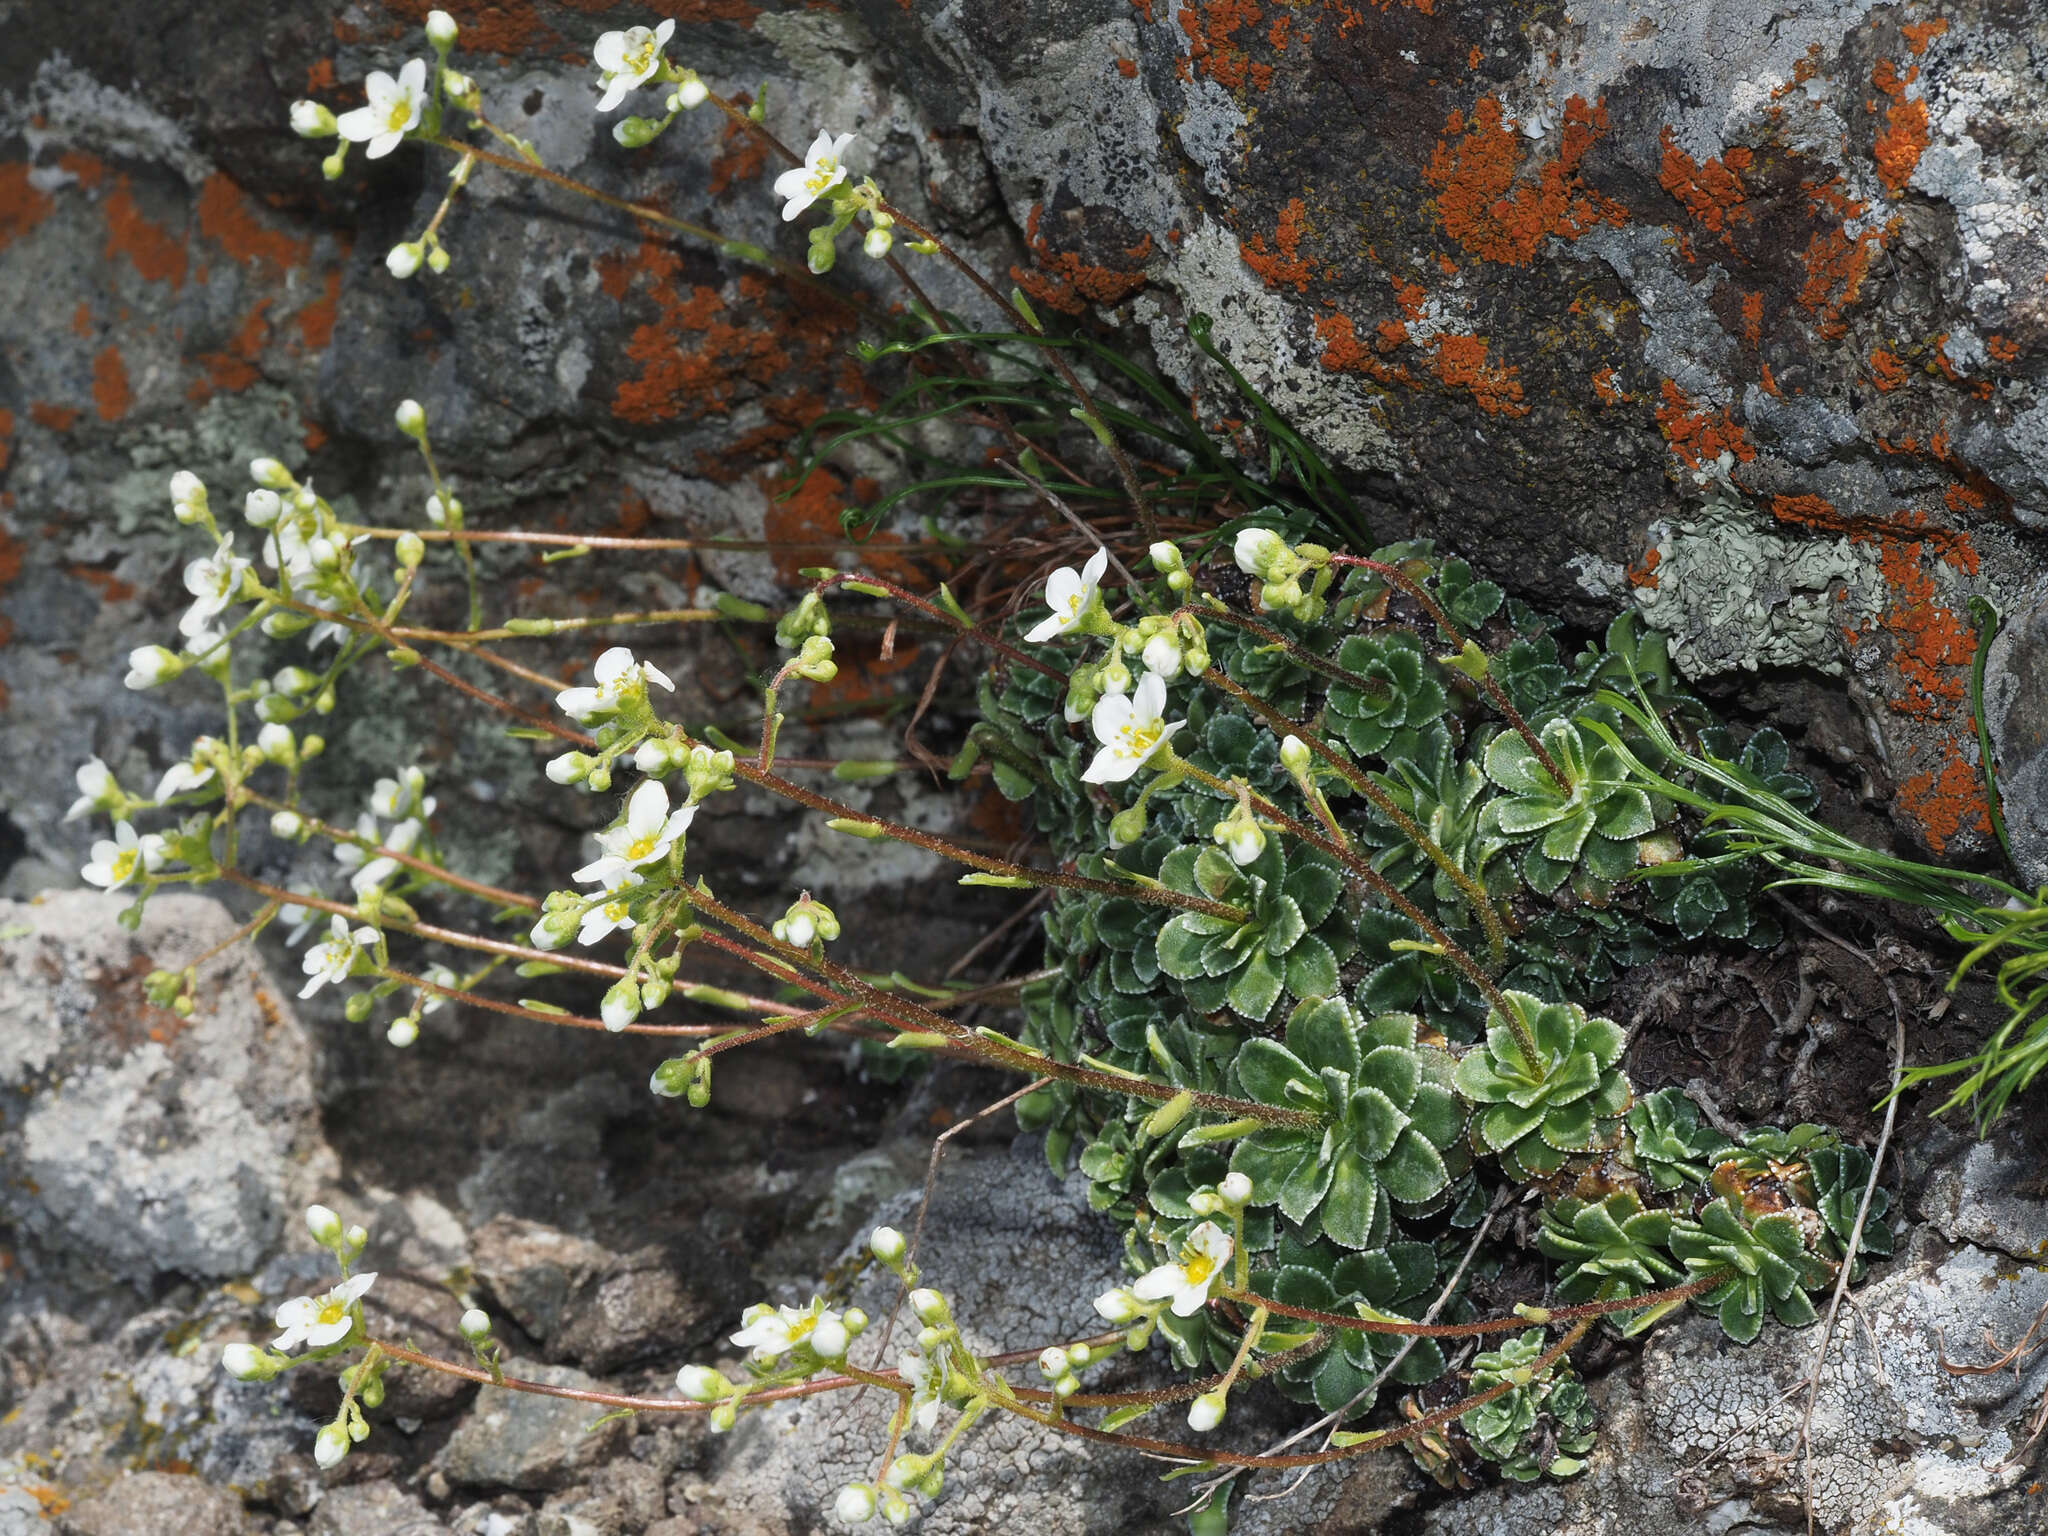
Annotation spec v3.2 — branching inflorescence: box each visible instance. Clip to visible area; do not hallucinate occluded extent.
[74,7,2043,1526]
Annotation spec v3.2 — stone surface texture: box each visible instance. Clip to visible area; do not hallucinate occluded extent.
[5,1,2048,1534]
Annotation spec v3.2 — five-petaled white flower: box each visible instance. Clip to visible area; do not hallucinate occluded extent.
[66,757,117,822]
[730,1299,839,1363]
[81,822,164,891]
[592,20,675,111]
[1132,1220,1232,1318]
[179,534,252,638]
[773,130,856,222]
[271,1272,377,1352]
[1081,670,1182,785]
[575,779,694,887]
[335,59,428,158]
[1025,547,1109,643]
[555,645,675,723]
[300,914,378,999]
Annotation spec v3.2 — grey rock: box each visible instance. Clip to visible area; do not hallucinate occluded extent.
[438,1357,632,1492]
[59,1470,250,1536]
[0,890,331,1284]
[307,1480,449,1536]
[538,1460,667,1536]
[471,1217,727,1373]
[1984,589,2048,887]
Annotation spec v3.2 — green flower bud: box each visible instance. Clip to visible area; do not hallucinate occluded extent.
[776,592,830,647]
[395,531,426,569]
[793,634,837,683]
[1108,802,1148,848]
[612,116,667,148]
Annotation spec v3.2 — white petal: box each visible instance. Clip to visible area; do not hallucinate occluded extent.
[397,58,428,99]
[625,778,668,835]
[594,646,633,683]
[367,130,405,159]
[333,105,380,143]
[654,18,676,44]
[1079,546,1109,589]
[1131,1263,1183,1302]
[1024,613,1067,644]
[1043,566,1081,611]
[1089,691,1133,748]
[593,33,628,70]
[1133,670,1167,721]
[1082,745,1134,785]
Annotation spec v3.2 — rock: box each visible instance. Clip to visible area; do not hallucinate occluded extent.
[537,1460,667,1535]
[308,1480,449,1536]
[471,1218,727,1374]
[438,1357,633,1492]
[0,890,330,1285]
[58,1471,250,1536]
[1984,590,2048,887]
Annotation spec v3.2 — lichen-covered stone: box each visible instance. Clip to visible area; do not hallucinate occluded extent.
[437,1356,633,1492]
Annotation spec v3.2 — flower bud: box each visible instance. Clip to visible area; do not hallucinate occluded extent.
[267,809,304,839]
[426,8,458,46]
[879,1488,911,1526]
[546,751,591,786]
[1107,802,1148,849]
[1212,809,1265,867]
[709,1401,738,1433]
[394,399,427,438]
[1038,1346,1070,1379]
[776,591,830,646]
[386,242,424,280]
[1278,735,1312,777]
[395,531,426,568]
[221,1342,278,1381]
[244,488,283,527]
[807,232,837,276]
[386,1018,419,1047]
[676,1364,729,1402]
[457,1308,492,1342]
[169,469,208,522]
[530,907,578,951]
[908,1288,948,1326]
[291,99,339,138]
[313,1422,351,1469]
[917,1326,944,1353]
[834,1484,877,1524]
[1093,1287,1142,1324]
[343,1224,368,1256]
[439,71,472,102]
[673,73,709,109]
[1218,1171,1253,1207]
[612,115,665,148]
[811,1316,850,1360]
[306,1204,344,1246]
[1233,526,1290,579]
[1100,653,1132,695]
[843,1307,869,1336]
[1141,630,1183,678]
[1187,1389,1227,1432]
[322,148,347,180]
[1067,1342,1093,1367]
[601,979,642,1032]
[869,1226,907,1268]
[863,225,893,259]
[250,457,294,490]
[1149,540,1184,573]
[257,722,296,766]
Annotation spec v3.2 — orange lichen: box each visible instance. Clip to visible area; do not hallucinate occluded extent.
[1627,545,1662,589]
[0,408,12,472]
[1011,202,1150,314]
[1657,129,1751,239]
[1428,334,1526,416]
[1768,492,1977,573]
[1178,0,1269,92]
[1391,278,1428,320]
[0,161,54,251]
[1424,95,1622,266]
[1759,362,1780,396]
[707,107,767,196]
[197,173,310,271]
[1653,379,1754,468]
[30,402,80,432]
[1115,57,1138,77]
[1987,334,2020,365]
[195,301,273,396]
[71,563,137,603]
[1872,58,1929,198]
[1313,311,1415,387]
[1591,365,1626,404]
[1796,179,1894,339]
[1869,348,1906,391]
[1898,746,1990,854]
[1740,290,1763,348]
[102,179,189,287]
[305,57,337,92]
[92,345,133,421]
[1902,17,1948,54]
[295,269,343,350]
[1239,198,1315,291]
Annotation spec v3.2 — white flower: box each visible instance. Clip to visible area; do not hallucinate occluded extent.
[897,1347,945,1431]
[271,1272,377,1352]
[154,758,217,804]
[1131,1220,1231,1318]
[1081,671,1182,785]
[554,645,674,723]
[81,822,164,891]
[300,914,378,998]
[773,130,857,222]
[592,20,674,112]
[179,535,251,638]
[370,767,429,820]
[577,886,640,946]
[1024,547,1108,643]
[730,1299,839,1363]
[576,779,694,884]
[335,59,428,158]
[66,757,118,822]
